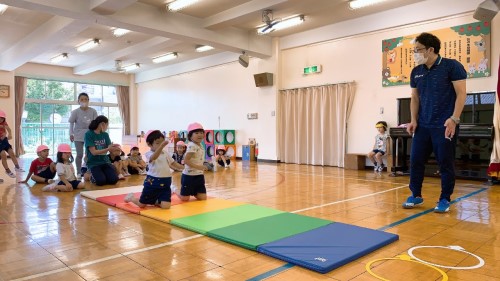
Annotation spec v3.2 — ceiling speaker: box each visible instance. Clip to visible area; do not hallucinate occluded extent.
[254,72,273,87]
[239,52,249,68]
[473,0,500,21]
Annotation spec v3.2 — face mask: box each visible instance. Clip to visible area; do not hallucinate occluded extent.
[413,52,428,65]
[80,102,88,108]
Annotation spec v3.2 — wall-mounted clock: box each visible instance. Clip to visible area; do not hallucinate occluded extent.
[0,85,9,98]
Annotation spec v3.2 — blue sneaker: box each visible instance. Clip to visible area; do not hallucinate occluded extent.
[402,196,424,209]
[434,199,450,213]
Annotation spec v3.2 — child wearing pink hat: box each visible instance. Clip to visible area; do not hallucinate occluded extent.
[0,109,25,178]
[179,122,209,202]
[19,145,56,184]
[42,143,84,192]
[214,145,231,168]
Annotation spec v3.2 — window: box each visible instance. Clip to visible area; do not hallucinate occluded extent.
[22,79,123,157]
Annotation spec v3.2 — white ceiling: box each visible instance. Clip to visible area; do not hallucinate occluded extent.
[0,0,427,76]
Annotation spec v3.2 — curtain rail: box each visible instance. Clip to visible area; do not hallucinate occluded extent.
[279,81,355,91]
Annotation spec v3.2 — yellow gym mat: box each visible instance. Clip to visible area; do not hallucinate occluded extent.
[140,198,246,223]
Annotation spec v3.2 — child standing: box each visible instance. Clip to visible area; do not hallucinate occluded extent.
[367,121,389,172]
[214,145,231,168]
[172,141,186,165]
[19,145,56,184]
[180,122,209,201]
[42,143,84,192]
[0,109,25,178]
[125,130,184,209]
[127,146,147,174]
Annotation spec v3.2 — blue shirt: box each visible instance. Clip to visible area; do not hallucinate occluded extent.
[84,130,112,169]
[410,55,467,128]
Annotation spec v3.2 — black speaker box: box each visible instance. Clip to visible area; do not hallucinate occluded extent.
[253,72,273,87]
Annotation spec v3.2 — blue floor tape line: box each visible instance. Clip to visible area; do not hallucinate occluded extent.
[246,263,295,281]
[246,187,488,280]
[378,187,488,231]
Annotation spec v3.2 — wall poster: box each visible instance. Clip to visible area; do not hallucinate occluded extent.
[382,21,491,87]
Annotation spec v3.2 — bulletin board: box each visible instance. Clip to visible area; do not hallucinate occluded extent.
[381,21,491,87]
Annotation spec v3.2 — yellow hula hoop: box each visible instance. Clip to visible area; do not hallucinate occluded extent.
[365,254,448,281]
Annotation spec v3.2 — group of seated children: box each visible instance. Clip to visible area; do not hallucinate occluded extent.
[108,145,148,179]
[19,144,85,192]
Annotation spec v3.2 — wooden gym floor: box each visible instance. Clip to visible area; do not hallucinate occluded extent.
[0,159,498,281]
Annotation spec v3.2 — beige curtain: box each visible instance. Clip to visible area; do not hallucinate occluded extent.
[277,82,355,167]
[14,76,27,156]
[116,85,130,135]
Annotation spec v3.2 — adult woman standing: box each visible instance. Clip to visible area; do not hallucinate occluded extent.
[69,93,97,179]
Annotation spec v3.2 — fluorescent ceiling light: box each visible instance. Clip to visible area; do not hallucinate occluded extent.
[257,15,304,35]
[0,4,7,14]
[113,28,130,37]
[195,45,214,52]
[349,0,388,9]
[76,39,100,52]
[152,52,178,63]
[123,63,140,72]
[50,53,68,63]
[167,0,199,12]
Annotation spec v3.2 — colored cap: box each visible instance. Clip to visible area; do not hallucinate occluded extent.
[57,143,72,153]
[375,121,387,128]
[187,122,204,133]
[0,110,5,118]
[36,145,49,153]
[217,145,226,151]
[176,141,186,146]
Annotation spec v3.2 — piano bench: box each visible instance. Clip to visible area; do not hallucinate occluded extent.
[345,153,367,170]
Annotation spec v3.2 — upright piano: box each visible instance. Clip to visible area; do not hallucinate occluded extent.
[389,125,494,180]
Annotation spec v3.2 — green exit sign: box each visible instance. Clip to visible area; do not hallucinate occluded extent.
[303,65,322,75]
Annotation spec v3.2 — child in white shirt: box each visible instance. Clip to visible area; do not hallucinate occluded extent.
[125,130,183,209]
[42,143,84,192]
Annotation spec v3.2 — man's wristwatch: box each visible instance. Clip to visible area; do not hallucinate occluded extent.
[450,116,460,124]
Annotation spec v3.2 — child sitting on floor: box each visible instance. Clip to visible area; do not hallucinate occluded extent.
[19,145,56,185]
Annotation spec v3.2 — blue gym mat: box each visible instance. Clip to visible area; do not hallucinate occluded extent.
[257,222,399,273]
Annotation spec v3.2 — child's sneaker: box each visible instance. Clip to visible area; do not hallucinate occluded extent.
[402,196,424,209]
[373,163,378,172]
[124,192,134,203]
[139,169,147,175]
[6,171,15,178]
[123,171,131,177]
[90,174,96,184]
[434,199,450,213]
[15,167,25,172]
[377,164,384,172]
[42,182,58,192]
[47,179,55,184]
[118,174,125,180]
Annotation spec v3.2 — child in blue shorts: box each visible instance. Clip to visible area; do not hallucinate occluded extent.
[125,130,184,209]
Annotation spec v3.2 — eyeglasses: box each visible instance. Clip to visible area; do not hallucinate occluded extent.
[412,47,427,53]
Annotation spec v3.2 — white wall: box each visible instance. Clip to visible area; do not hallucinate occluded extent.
[281,13,500,155]
[136,40,278,159]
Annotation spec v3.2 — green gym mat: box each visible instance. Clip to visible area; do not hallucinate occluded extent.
[170,204,285,234]
[206,212,332,250]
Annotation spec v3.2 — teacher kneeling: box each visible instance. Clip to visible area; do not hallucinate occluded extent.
[85,115,119,186]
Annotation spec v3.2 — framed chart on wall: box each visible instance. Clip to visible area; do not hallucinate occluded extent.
[382,21,491,87]
[0,85,9,98]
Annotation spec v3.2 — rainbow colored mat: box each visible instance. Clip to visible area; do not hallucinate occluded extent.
[81,186,399,273]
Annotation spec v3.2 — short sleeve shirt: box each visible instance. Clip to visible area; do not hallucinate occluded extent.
[145,150,174,178]
[56,162,77,181]
[374,133,388,152]
[30,158,53,175]
[182,142,205,176]
[410,56,467,128]
[84,130,112,169]
[68,107,98,142]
